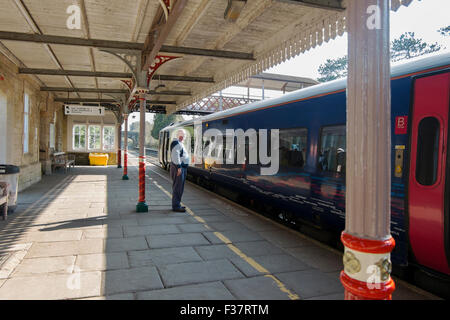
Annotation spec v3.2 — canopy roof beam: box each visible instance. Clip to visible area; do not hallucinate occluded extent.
[55,98,177,105]
[40,87,128,94]
[0,31,253,60]
[40,87,191,96]
[159,45,254,60]
[19,68,213,82]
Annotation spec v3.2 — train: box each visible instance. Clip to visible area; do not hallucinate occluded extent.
[158,52,450,297]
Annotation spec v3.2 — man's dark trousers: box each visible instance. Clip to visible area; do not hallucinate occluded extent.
[170,164,187,209]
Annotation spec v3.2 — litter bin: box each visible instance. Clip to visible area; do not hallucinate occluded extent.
[0,165,20,213]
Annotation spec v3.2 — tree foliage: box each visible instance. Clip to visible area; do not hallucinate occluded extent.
[438,26,450,37]
[151,114,178,140]
[390,32,441,61]
[317,32,443,82]
[317,56,348,82]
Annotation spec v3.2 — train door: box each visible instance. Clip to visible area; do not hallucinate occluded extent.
[408,70,450,275]
[158,132,163,165]
[164,131,170,168]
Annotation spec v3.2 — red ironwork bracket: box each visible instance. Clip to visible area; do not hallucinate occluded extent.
[147,55,180,87]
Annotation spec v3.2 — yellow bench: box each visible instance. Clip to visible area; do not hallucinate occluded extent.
[89,153,109,166]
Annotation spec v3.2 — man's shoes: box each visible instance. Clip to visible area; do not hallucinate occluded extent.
[172,207,186,212]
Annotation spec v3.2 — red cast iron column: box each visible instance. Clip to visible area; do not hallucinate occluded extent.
[136,91,148,212]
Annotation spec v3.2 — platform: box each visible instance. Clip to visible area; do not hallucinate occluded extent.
[0,158,438,300]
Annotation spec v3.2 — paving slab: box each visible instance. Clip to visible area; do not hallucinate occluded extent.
[104,266,164,295]
[136,216,196,226]
[76,252,129,271]
[83,227,123,239]
[199,215,234,223]
[158,259,244,287]
[189,209,225,216]
[275,269,344,300]
[146,233,210,249]
[229,254,311,277]
[286,246,342,272]
[258,230,313,248]
[0,271,102,300]
[207,222,252,231]
[224,276,293,300]
[128,246,203,268]
[194,244,242,261]
[104,237,149,252]
[26,239,104,258]
[15,230,83,242]
[202,230,263,244]
[138,281,236,300]
[233,241,286,256]
[233,217,280,232]
[82,293,135,300]
[12,256,76,276]
[176,223,211,233]
[123,225,180,237]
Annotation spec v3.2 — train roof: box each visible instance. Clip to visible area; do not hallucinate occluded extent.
[162,52,450,131]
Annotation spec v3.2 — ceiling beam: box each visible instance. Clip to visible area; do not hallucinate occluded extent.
[40,87,191,96]
[274,0,345,11]
[142,0,188,71]
[0,31,254,60]
[148,90,191,96]
[55,98,118,103]
[20,68,214,83]
[55,98,177,105]
[40,87,128,94]
[19,68,132,78]
[160,45,254,60]
[156,74,214,83]
[0,31,144,51]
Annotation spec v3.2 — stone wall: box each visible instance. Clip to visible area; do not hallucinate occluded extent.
[0,52,66,191]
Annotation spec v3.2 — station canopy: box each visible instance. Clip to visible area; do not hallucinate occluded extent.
[0,0,418,114]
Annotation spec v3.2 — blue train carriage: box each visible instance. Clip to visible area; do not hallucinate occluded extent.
[159,52,450,278]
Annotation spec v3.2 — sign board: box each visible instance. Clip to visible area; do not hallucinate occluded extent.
[395,116,408,135]
[64,105,105,116]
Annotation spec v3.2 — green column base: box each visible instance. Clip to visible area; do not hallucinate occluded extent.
[122,175,129,180]
[136,202,148,212]
[118,165,122,169]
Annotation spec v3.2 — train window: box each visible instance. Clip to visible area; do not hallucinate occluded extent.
[279,128,307,168]
[319,125,346,174]
[416,117,440,186]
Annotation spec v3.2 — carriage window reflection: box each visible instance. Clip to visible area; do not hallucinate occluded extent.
[279,128,307,168]
[319,125,346,174]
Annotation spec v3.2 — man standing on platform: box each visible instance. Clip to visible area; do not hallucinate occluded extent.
[170,129,189,212]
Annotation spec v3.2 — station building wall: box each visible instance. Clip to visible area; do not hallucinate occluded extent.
[66,112,119,165]
[0,52,66,191]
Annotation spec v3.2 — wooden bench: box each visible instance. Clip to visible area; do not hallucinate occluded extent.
[51,152,75,173]
[0,182,9,221]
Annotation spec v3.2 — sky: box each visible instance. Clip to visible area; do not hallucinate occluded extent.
[129,0,450,127]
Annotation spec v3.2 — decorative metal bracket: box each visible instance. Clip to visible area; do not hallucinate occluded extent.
[147,55,180,87]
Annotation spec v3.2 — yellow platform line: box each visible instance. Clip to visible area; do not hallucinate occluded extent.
[149,174,300,300]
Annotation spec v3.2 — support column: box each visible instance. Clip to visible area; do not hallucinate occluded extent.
[136,91,148,212]
[341,0,395,300]
[117,122,122,169]
[122,114,129,180]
